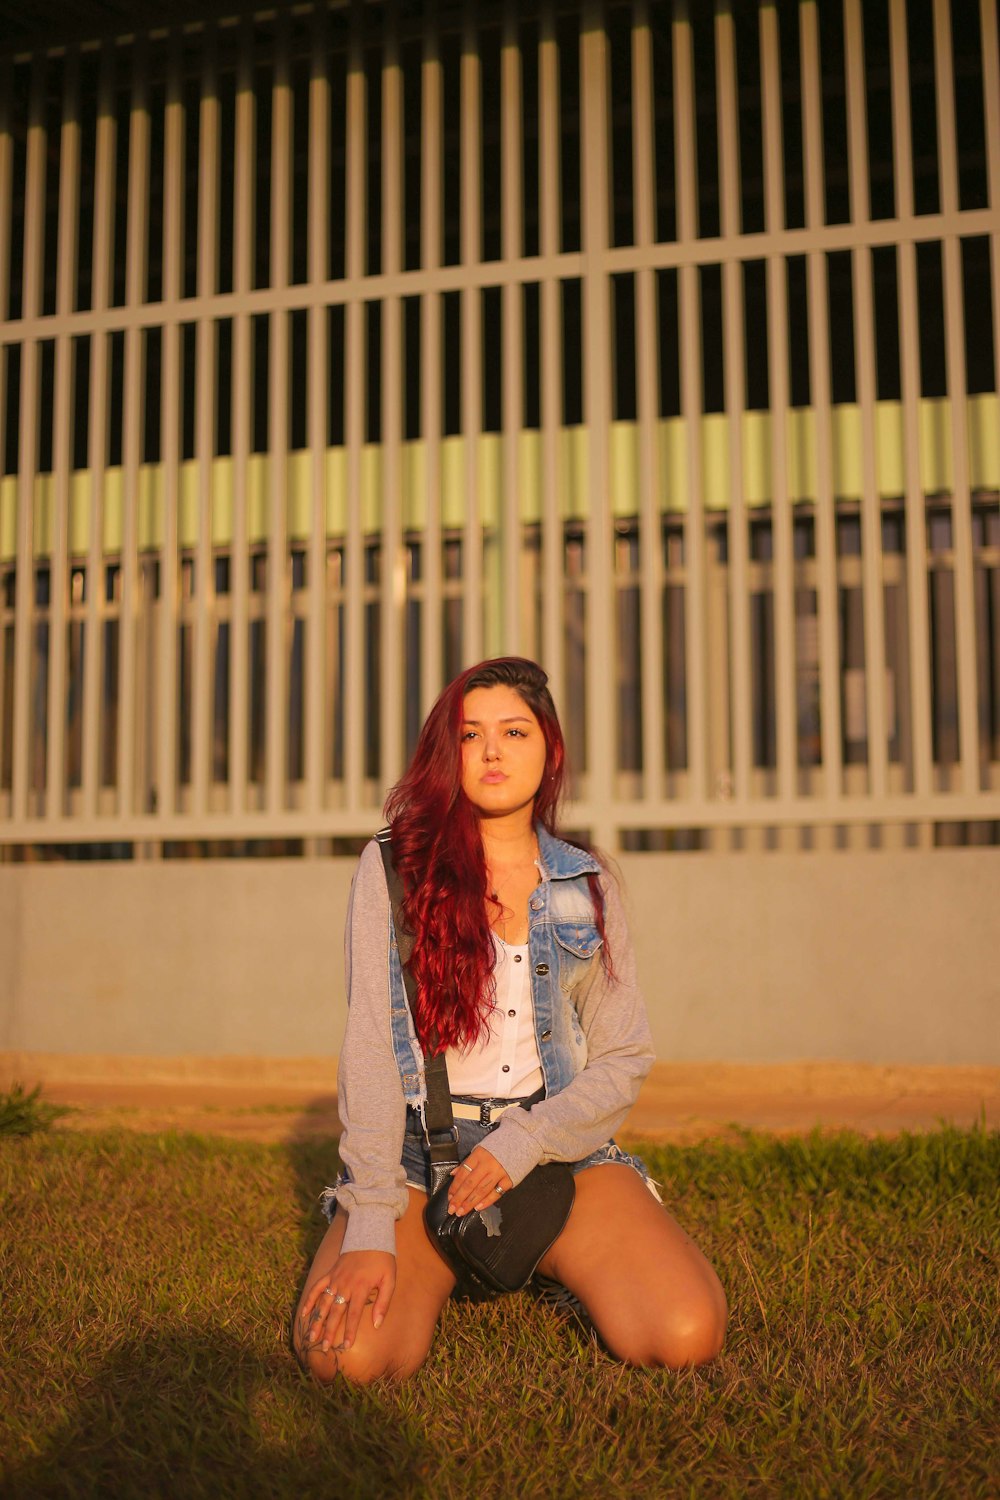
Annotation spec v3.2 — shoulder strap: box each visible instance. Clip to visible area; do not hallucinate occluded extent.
[375,830,458,1176]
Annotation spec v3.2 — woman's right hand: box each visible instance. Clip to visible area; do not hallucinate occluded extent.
[296,1250,396,1356]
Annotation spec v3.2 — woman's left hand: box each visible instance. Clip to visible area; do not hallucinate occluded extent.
[448,1145,513,1216]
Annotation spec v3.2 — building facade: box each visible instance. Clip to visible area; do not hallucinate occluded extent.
[0,2,998,1065]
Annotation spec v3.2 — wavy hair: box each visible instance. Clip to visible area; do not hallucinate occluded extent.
[383,657,609,1053]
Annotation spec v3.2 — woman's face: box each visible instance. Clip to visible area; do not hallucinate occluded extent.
[460,684,548,819]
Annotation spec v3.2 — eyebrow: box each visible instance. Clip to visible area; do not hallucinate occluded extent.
[462,716,534,726]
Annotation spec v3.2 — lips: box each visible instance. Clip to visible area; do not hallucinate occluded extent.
[481,772,508,784]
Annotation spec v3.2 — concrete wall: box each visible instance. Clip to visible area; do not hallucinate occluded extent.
[1,849,998,1066]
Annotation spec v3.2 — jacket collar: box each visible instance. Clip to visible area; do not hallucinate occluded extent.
[535,823,602,880]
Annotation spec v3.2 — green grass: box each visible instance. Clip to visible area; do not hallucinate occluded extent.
[0,1082,74,1137]
[1,1123,997,1499]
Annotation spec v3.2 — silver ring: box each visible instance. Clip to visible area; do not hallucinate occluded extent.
[333,1293,347,1306]
[323,1287,336,1297]
[495,1185,506,1196]
[460,1162,475,1174]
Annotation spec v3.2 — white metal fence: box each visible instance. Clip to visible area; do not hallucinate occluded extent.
[0,0,998,856]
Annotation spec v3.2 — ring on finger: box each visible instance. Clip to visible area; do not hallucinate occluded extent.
[333,1293,347,1305]
[323,1287,336,1297]
[460,1162,475,1174]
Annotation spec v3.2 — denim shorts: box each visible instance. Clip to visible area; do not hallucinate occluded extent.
[322,1094,661,1221]
[397,1093,662,1200]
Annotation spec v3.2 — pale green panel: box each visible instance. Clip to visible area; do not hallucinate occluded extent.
[402,440,426,529]
[103,468,124,550]
[701,413,730,510]
[178,459,198,548]
[478,433,502,527]
[969,392,1000,489]
[0,476,14,561]
[326,446,347,533]
[33,473,54,555]
[658,416,687,513]
[212,457,233,547]
[70,471,90,553]
[875,403,905,496]
[519,430,543,523]
[831,406,863,499]
[248,454,269,543]
[558,427,589,521]
[787,408,816,502]
[441,435,467,528]
[137,464,162,549]
[919,397,952,493]
[287,450,312,540]
[741,411,771,509]
[609,421,639,519]
[361,444,382,533]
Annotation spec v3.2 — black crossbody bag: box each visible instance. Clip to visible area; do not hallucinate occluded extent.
[377,832,575,1300]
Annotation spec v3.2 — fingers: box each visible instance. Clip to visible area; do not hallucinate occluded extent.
[297,1252,397,1358]
[448,1145,514,1216]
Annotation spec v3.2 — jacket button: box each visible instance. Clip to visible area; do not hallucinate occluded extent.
[540,1029,551,1041]
[530,899,543,911]
[534,963,549,975]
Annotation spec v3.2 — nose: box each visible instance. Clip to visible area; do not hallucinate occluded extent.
[483,731,501,761]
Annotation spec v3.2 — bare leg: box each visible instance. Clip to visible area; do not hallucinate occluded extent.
[536,1165,727,1368]
[294,1186,455,1385]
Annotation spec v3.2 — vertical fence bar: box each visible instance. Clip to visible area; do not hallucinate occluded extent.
[158,32,184,825]
[229,18,254,818]
[716,1,752,813]
[580,2,615,843]
[461,2,483,667]
[83,45,116,823]
[632,0,666,807]
[421,4,444,713]
[344,3,366,806]
[844,0,889,806]
[266,13,292,815]
[934,0,981,795]
[0,59,10,822]
[0,56,11,326]
[889,0,933,812]
[381,5,405,786]
[538,0,565,707]
[800,0,843,809]
[120,35,150,821]
[306,0,330,819]
[11,59,46,825]
[501,0,524,654]
[761,5,797,829]
[46,50,81,825]
[982,0,1000,491]
[192,25,219,820]
[673,0,708,806]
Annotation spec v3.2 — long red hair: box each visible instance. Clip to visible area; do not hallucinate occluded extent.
[383,657,608,1053]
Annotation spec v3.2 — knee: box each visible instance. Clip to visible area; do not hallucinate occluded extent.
[298,1338,430,1387]
[612,1290,728,1370]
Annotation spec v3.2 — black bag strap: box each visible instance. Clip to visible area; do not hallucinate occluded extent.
[375,829,459,1180]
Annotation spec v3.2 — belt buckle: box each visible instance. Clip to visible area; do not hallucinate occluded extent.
[479,1102,494,1127]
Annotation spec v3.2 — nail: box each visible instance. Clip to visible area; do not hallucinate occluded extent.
[373,1314,383,1330]
[321,1340,329,1352]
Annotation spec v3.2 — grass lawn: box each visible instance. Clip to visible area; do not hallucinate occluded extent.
[1,1117,998,1499]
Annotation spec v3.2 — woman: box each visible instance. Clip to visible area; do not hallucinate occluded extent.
[294,657,726,1381]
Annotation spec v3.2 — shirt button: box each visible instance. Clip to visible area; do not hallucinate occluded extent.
[513,954,522,963]
[501,1064,510,1073]
[508,1009,516,1018]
